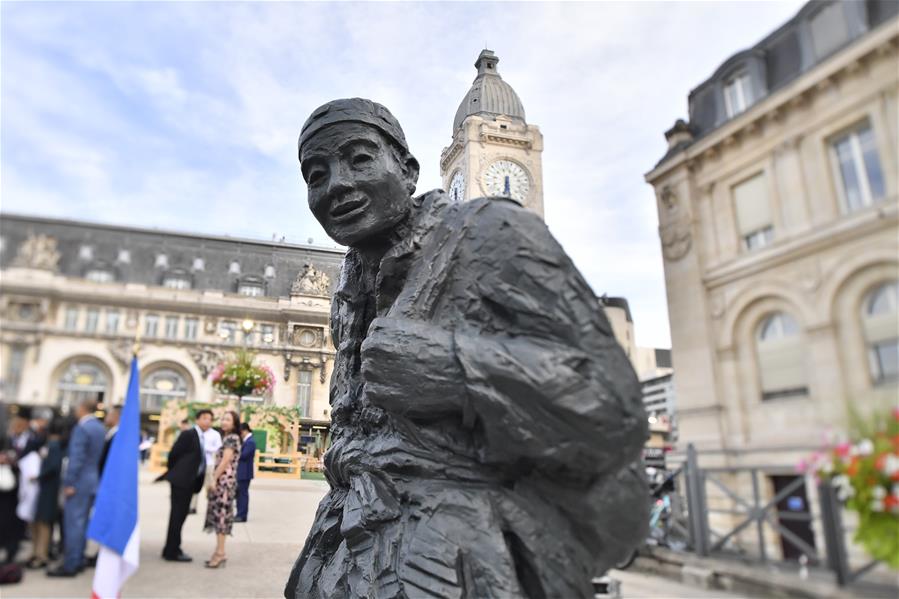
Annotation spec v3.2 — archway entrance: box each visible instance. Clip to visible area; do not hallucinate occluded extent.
[56,360,109,415]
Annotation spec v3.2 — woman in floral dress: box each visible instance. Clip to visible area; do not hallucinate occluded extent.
[203,410,241,568]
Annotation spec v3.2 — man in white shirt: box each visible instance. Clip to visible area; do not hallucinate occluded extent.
[189,424,221,514]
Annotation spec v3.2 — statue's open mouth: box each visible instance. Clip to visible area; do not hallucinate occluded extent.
[331,197,369,220]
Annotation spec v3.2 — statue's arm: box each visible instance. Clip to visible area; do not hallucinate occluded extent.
[361,200,647,475]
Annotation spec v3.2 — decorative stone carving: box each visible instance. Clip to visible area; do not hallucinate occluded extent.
[290,262,331,297]
[108,340,140,372]
[204,318,218,334]
[12,234,60,271]
[282,352,327,384]
[189,347,224,379]
[658,185,693,262]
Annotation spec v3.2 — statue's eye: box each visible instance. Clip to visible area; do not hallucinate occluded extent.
[307,169,326,186]
[352,153,373,166]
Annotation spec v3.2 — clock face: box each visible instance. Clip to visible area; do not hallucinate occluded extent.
[448,171,465,202]
[482,160,530,203]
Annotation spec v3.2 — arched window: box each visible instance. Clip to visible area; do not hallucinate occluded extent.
[756,312,807,400]
[140,368,189,413]
[57,361,108,415]
[862,281,898,384]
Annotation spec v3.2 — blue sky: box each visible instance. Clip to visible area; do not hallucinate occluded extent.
[1,1,806,348]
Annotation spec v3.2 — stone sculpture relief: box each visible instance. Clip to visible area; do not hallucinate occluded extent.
[12,234,61,271]
[285,98,648,599]
[291,262,331,297]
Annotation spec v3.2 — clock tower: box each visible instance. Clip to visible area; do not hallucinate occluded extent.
[440,50,545,217]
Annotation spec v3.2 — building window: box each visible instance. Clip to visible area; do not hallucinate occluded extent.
[64,307,80,331]
[831,122,886,213]
[155,254,168,268]
[164,316,179,339]
[145,314,159,338]
[79,245,93,260]
[56,361,107,415]
[756,312,808,400]
[733,173,774,251]
[184,317,198,340]
[261,324,275,344]
[229,260,241,275]
[192,257,205,271]
[264,265,276,278]
[723,72,753,118]
[239,283,264,297]
[117,249,131,264]
[297,370,312,417]
[5,346,26,400]
[106,310,120,333]
[163,274,191,289]
[140,368,188,413]
[85,308,99,333]
[219,321,236,344]
[86,269,115,283]
[862,281,898,385]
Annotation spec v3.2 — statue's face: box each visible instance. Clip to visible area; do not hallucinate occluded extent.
[301,123,413,246]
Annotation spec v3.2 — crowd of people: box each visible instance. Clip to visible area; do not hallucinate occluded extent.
[0,402,257,583]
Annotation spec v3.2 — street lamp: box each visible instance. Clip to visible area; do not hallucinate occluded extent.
[241,319,255,346]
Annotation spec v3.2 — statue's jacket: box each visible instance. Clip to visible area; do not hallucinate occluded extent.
[287,191,649,599]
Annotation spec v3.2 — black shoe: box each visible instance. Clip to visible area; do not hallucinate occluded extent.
[47,567,78,577]
[234,517,247,523]
[162,553,192,562]
[83,555,97,568]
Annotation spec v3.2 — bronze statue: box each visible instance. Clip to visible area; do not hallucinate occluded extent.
[285,98,648,599]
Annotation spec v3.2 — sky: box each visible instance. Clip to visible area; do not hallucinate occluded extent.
[1,0,807,348]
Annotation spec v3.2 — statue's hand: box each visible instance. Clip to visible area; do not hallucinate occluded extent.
[361,317,464,418]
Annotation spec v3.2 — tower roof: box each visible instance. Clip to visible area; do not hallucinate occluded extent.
[453,49,526,131]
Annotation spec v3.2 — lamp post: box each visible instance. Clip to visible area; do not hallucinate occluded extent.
[241,319,255,346]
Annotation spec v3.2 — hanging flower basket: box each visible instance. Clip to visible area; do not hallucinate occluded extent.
[210,349,276,399]
[800,407,899,569]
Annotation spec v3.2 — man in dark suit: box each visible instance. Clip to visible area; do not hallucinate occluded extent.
[160,409,212,562]
[48,399,106,577]
[235,423,256,523]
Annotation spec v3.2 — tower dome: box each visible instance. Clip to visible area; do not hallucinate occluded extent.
[452,50,526,131]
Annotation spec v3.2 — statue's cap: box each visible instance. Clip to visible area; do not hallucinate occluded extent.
[299,98,409,157]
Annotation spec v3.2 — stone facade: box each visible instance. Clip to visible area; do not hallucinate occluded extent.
[646,1,898,564]
[646,1,898,462]
[0,215,344,449]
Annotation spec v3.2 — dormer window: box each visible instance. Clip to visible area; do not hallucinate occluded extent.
[238,282,264,297]
[723,72,753,118]
[85,268,115,283]
[192,257,205,271]
[155,254,169,268]
[117,249,131,264]
[229,260,241,275]
[79,245,93,260]
[163,272,192,289]
[264,265,276,278]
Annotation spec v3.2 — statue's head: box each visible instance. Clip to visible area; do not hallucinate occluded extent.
[298,98,420,247]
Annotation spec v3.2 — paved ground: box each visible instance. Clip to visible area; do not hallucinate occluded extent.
[7,467,748,598]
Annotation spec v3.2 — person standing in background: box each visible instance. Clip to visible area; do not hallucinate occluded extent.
[203,411,240,568]
[190,419,221,515]
[235,423,256,523]
[48,399,105,577]
[27,419,64,569]
[98,406,121,474]
[160,410,211,562]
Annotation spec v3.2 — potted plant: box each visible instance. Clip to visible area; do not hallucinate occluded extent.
[210,349,276,402]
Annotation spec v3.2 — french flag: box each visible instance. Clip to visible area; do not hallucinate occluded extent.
[87,357,140,599]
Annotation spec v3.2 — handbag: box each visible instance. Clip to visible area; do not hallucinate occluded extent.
[0,463,15,492]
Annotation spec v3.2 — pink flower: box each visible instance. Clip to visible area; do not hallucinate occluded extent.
[835,442,852,458]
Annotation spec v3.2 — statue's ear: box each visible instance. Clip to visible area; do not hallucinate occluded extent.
[403,155,420,196]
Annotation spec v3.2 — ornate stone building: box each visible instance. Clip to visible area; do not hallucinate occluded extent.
[0,214,343,451]
[646,0,897,560]
[440,49,545,216]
